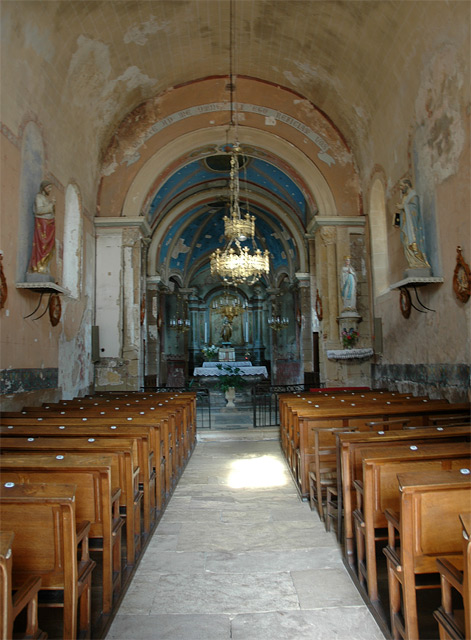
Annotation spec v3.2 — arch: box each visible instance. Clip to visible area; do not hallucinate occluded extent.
[147,189,309,280]
[62,183,82,298]
[121,126,337,221]
[369,177,389,297]
[17,122,45,282]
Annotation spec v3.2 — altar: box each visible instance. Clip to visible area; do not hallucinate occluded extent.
[193,361,268,379]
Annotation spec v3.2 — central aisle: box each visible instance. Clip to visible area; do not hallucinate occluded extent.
[106,439,385,640]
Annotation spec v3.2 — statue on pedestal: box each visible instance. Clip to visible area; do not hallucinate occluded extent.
[340,256,357,312]
[221,317,232,343]
[28,180,56,276]
[394,179,431,273]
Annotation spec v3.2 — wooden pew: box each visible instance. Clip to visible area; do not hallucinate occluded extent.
[434,512,471,640]
[0,482,95,640]
[3,407,175,501]
[0,453,123,616]
[283,394,469,499]
[0,531,46,640]
[337,425,471,565]
[383,469,471,640]
[4,392,196,489]
[34,390,196,465]
[306,425,356,520]
[352,442,471,604]
[1,436,142,566]
[0,420,159,522]
[62,392,196,462]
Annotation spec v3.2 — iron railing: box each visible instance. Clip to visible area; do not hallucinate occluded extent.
[251,383,308,427]
[142,385,212,430]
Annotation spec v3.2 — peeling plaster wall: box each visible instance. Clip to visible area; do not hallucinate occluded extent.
[370,40,470,400]
[95,230,123,358]
[0,120,96,409]
[58,229,95,399]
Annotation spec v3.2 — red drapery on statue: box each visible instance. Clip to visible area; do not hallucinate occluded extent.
[29,217,55,273]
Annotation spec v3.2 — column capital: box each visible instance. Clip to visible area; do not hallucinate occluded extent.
[320,226,337,246]
[94,216,151,238]
[307,215,365,237]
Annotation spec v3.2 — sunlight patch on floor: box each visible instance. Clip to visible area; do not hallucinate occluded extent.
[227,455,289,488]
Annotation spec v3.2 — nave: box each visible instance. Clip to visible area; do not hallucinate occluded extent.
[106,434,384,640]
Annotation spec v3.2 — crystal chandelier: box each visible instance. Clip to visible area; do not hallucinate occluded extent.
[223,151,255,242]
[268,314,289,331]
[268,296,289,331]
[169,295,190,333]
[210,147,270,284]
[209,0,270,286]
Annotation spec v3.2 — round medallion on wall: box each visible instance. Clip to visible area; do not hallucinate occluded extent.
[49,294,61,326]
[399,288,411,319]
[453,246,471,304]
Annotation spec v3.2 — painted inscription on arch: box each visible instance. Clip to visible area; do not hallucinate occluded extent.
[124,103,335,167]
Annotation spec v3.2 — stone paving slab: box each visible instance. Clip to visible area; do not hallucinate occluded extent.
[106,439,387,640]
[231,608,385,640]
[106,614,230,640]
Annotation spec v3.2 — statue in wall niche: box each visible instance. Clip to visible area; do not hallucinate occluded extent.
[394,179,431,272]
[28,180,56,275]
[340,256,357,312]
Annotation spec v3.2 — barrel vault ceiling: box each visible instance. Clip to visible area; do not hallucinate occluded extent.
[3,1,467,287]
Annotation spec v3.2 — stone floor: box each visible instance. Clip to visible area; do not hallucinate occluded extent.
[106,433,386,640]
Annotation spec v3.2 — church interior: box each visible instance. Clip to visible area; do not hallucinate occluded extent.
[0,1,470,639]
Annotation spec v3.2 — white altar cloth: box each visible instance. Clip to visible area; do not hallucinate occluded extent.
[202,361,253,368]
[194,363,268,377]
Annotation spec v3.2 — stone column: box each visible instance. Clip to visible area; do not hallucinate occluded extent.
[94,217,151,391]
[296,272,312,372]
[146,276,162,388]
[251,287,264,365]
[320,226,339,346]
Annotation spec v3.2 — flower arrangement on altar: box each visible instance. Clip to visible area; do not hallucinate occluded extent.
[341,327,359,349]
[215,364,246,392]
[202,344,219,361]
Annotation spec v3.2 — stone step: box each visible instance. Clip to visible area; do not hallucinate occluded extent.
[196,428,280,442]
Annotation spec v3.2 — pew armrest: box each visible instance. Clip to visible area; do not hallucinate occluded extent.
[436,557,464,594]
[385,507,400,546]
[76,520,92,563]
[12,575,41,618]
[353,479,364,511]
[353,479,363,494]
